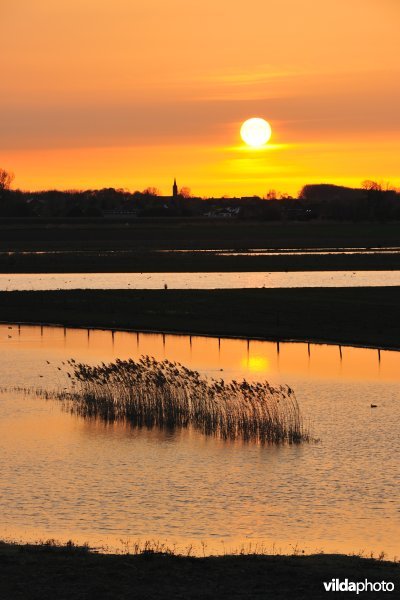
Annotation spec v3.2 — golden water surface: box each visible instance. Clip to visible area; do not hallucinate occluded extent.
[0,324,399,556]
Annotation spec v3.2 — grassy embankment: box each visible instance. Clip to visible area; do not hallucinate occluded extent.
[1,219,400,249]
[0,541,398,600]
[1,287,400,349]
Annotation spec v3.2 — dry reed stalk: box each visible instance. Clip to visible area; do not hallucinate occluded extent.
[59,356,310,444]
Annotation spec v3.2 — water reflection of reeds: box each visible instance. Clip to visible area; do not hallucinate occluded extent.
[60,356,310,444]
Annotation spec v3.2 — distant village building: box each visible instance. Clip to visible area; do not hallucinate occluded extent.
[204,206,241,218]
[173,178,178,198]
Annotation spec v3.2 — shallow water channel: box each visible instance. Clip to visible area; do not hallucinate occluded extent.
[1,270,400,290]
[0,324,399,556]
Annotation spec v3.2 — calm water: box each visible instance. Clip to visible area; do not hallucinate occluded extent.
[0,324,399,556]
[1,271,400,290]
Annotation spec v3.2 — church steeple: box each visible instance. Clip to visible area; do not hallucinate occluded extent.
[173,178,178,198]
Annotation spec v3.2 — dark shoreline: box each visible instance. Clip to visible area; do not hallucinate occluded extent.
[0,542,398,600]
[2,249,400,273]
[1,218,399,275]
[1,219,400,273]
[1,288,400,350]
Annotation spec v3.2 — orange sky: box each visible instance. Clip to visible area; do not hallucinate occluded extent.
[1,0,399,197]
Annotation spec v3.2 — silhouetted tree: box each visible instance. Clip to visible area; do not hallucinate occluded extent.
[179,187,192,198]
[142,187,160,196]
[0,168,14,191]
[362,180,382,192]
[264,189,278,200]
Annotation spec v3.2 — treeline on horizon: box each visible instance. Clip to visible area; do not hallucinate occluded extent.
[0,172,399,222]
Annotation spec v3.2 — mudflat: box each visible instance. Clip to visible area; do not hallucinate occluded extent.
[2,249,400,273]
[1,219,399,272]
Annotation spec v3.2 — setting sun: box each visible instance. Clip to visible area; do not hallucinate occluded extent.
[240,118,272,148]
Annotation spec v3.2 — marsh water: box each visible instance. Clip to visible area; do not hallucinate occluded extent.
[1,270,400,290]
[0,324,399,556]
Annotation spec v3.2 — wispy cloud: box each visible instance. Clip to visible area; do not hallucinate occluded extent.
[1,68,399,152]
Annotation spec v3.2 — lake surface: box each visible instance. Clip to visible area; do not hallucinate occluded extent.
[0,324,399,556]
[1,270,400,290]
[164,247,400,256]
[5,247,400,256]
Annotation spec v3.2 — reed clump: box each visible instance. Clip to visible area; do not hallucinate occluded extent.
[60,356,310,443]
[61,356,310,444]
